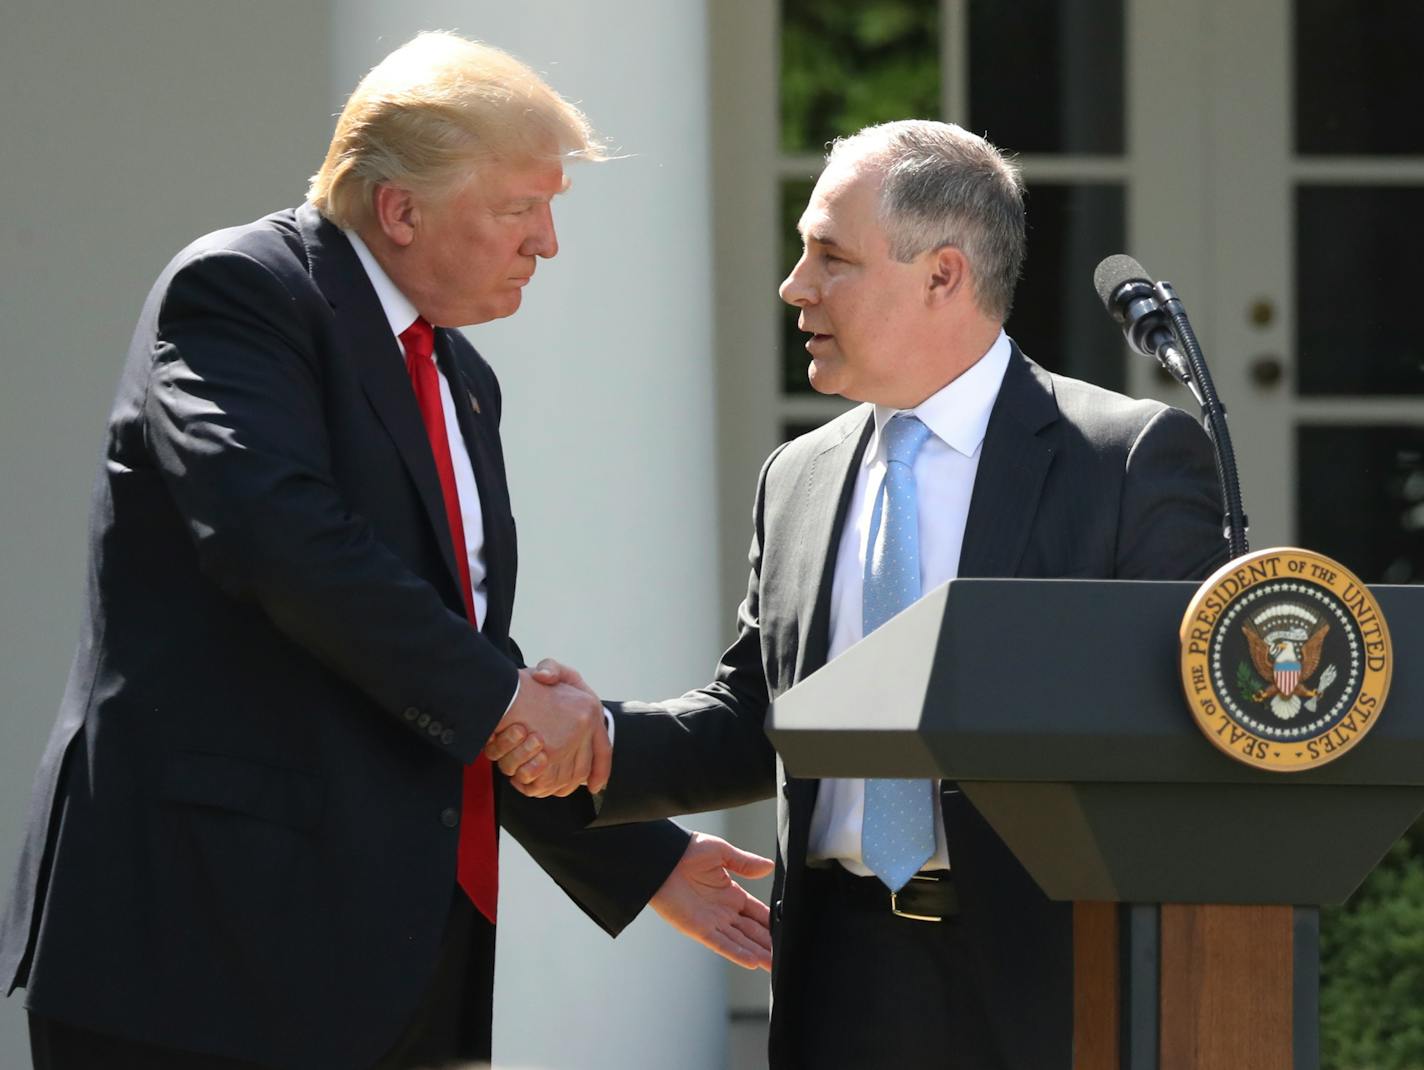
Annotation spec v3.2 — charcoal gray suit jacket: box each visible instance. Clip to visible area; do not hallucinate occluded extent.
[596,344,1228,1069]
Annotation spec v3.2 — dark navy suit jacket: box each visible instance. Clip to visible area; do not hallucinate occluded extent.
[0,204,688,1070]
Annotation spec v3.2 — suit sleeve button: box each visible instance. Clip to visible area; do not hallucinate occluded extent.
[417,713,432,729]
[404,707,420,722]
[440,808,459,828]
[427,720,443,736]
[441,729,455,745]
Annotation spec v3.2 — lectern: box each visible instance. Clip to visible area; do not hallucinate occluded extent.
[766,578,1424,1070]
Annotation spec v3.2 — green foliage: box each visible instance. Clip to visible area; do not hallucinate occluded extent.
[1321,818,1424,1069]
[779,178,817,393]
[1237,660,1266,703]
[776,0,940,389]
[780,0,940,153]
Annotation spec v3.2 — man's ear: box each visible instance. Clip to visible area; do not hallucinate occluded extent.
[372,184,420,248]
[927,245,969,307]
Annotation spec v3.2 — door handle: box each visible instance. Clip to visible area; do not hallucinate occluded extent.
[1249,354,1286,388]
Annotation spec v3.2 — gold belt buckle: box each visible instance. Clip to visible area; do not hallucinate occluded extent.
[890,874,944,923]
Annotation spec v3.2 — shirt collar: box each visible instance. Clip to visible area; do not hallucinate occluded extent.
[343,228,421,340]
[866,329,1012,465]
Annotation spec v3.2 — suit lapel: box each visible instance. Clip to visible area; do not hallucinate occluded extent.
[957,344,1058,578]
[783,411,874,862]
[797,413,874,678]
[298,204,463,596]
[435,335,516,642]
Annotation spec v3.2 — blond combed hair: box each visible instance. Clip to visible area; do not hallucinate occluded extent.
[308,31,603,230]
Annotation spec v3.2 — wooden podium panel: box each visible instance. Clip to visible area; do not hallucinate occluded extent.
[1074,902,1120,1068]
[1072,904,1296,1070]
[1159,905,1293,1070]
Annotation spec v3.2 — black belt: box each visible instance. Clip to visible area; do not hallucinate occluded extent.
[806,864,959,922]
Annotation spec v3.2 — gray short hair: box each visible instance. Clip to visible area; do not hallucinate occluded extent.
[827,120,1025,321]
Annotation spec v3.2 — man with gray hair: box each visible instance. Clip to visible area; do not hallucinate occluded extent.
[497,119,1227,1066]
[0,31,772,1070]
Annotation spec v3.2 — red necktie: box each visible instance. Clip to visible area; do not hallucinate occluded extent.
[400,316,498,926]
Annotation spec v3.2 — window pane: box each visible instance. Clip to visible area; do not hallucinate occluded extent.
[780,0,940,154]
[780,177,818,395]
[969,0,1125,154]
[1295,0,1424,155]
[1296,186,1424,396]
[1298,426,1424,584]
[1008,183,1126,392]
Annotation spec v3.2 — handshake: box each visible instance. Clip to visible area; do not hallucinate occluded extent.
[484,659,608,797]
[484,658,776,972]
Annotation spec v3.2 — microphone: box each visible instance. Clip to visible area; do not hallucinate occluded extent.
[1092,254,1192,386]
[1093,253,1249,558]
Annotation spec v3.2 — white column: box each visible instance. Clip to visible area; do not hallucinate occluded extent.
[330,4,727,1068]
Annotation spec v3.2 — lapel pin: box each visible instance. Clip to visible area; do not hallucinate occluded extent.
[468,392,482,416]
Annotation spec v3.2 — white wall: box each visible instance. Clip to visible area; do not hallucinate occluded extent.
[1,1,730,1068]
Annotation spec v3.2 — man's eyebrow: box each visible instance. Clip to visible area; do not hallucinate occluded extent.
[503,190,561,208]
[804,228,842,248]
[504,175,571,206]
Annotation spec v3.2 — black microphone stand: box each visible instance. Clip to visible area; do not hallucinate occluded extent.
[1154,282,1250,560]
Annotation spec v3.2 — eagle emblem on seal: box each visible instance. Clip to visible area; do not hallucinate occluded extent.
[1240,603,1339,721]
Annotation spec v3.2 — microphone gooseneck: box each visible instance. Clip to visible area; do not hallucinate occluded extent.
[1094,255,1249,560]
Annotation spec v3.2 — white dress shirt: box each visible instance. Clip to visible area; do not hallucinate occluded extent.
[806,330,1012,875]
[344,231,494,635]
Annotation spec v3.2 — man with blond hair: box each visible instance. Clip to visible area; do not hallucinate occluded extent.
[496,119,1227,1067]
[0,32,771,1070]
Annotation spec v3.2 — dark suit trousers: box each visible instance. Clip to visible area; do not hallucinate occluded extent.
[790,868,1008,1070]
[29,890,492,1070]
[28,1017,271,1070]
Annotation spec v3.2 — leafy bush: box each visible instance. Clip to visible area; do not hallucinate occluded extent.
[1321,819,1424,1070]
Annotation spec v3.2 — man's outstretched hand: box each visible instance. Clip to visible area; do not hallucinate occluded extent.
[650,832,774,971]
[489,669,775,968]
[488,665,609,797]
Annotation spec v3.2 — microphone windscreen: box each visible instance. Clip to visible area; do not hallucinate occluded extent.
[1093,254,1150,309]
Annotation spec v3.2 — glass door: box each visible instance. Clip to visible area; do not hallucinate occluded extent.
[774,0,1132,439]
[1207,0,1424,572]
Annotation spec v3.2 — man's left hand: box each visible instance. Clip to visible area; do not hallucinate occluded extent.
[651,832,774,971]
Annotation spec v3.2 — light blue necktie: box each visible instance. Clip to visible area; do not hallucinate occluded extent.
[861,414,937,892]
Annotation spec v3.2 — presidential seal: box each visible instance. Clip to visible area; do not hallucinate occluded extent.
[1179,548,1392,772]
